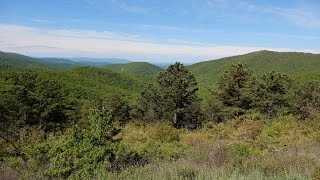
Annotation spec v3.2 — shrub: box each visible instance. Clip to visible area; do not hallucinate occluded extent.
[205,122,233,140]
[110,151,148,172]
[231,118,263,141]
[146,122,180,143]
[233,143,256,158]
[121,122,189,160]
[258,115,296,144]
[180,132,209,147]
[293,81,320,119]
[45,107,123,179]
[226,142,259,170]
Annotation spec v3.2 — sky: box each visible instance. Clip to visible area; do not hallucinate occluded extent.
[0,0,320,63]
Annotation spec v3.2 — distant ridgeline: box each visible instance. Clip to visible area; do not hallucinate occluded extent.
[188,50,320,98]
[1,50,320,99]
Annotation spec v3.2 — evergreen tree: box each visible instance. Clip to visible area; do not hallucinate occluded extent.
[2,72,74,131]
[138,62,202,129]
[217,63,254,116]
[106,95,131,126]
[252,71,292,118]
[135,84,163,121]
[293,80,320,119]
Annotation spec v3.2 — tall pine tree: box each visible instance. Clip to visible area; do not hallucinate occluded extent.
[138,62,202,129]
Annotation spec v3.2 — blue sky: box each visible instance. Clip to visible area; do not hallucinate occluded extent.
[0,0,319,62]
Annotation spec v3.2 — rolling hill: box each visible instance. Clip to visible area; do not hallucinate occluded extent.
[189,50,320,97]
[55,66,147,102]
[104,62,163,76]
[2,50,320,100]
[36,57,79,69]
[0,51,132,69]
[0,51,53,70]
[0,51,150,102]
[0,51,80,70]
[69,57,131,65]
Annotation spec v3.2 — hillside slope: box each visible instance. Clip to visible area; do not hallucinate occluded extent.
[0,51,149,102]
[57,66,147,102]
[0,51,80,70]
[36,57,79,69]
[0,51,131,69]
[189,50,320,96]
[0,51,52,70]
[104,62,163,76]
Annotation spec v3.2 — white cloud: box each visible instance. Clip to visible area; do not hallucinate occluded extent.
[84,0,147,14]
[238,1,320,29]
[0,23,319,62]
[114,0,147,14]
[205,0,320,29]
[274,7,320,29]
[29,18,52,23]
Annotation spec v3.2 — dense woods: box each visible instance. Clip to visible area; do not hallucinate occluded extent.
[1,51,320,179]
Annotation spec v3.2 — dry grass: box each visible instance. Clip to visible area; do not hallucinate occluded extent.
[113,115,320,179]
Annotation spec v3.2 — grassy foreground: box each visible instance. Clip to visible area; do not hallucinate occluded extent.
[103,114,320,179]
[1,113,320,179]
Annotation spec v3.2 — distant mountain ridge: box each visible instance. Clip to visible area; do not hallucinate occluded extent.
[0,51,132,69]
[69,57,131,65]
[0,51,53,69]
[188,50,320,97]
[1,50,320,82]
[104,62,163,76]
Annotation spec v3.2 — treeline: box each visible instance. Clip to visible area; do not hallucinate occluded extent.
[135,62,319,128]
[0,62,319,179]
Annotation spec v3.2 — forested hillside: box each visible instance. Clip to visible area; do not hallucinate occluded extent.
[1,50,320,179]
[0,51,54,70]
[104,62,163,76]
[0,51,132,70]
[190,50,320,97]
[59,66,147,102]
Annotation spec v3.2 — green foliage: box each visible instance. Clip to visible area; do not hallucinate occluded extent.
[252,71,293,118]
[0,71,75,131]
[206,64,294,121]
[60,66,146,103]
[189,50,320,98]
[293,80,320,119]
[217,63,254,115]
[106,95,132,126]
[137,62,202,128]
[121,122,189,160]
[46,107,122,179]
[232,143,256,158]
[204,98,227,123]
[258,115,296,145]
[134,84,163,121]
[0,51,52,70]
[146,122,180,143]
[205,63,254,122]
[104,62,163,76]
[0,51,82,70]
[1,50,320,179]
